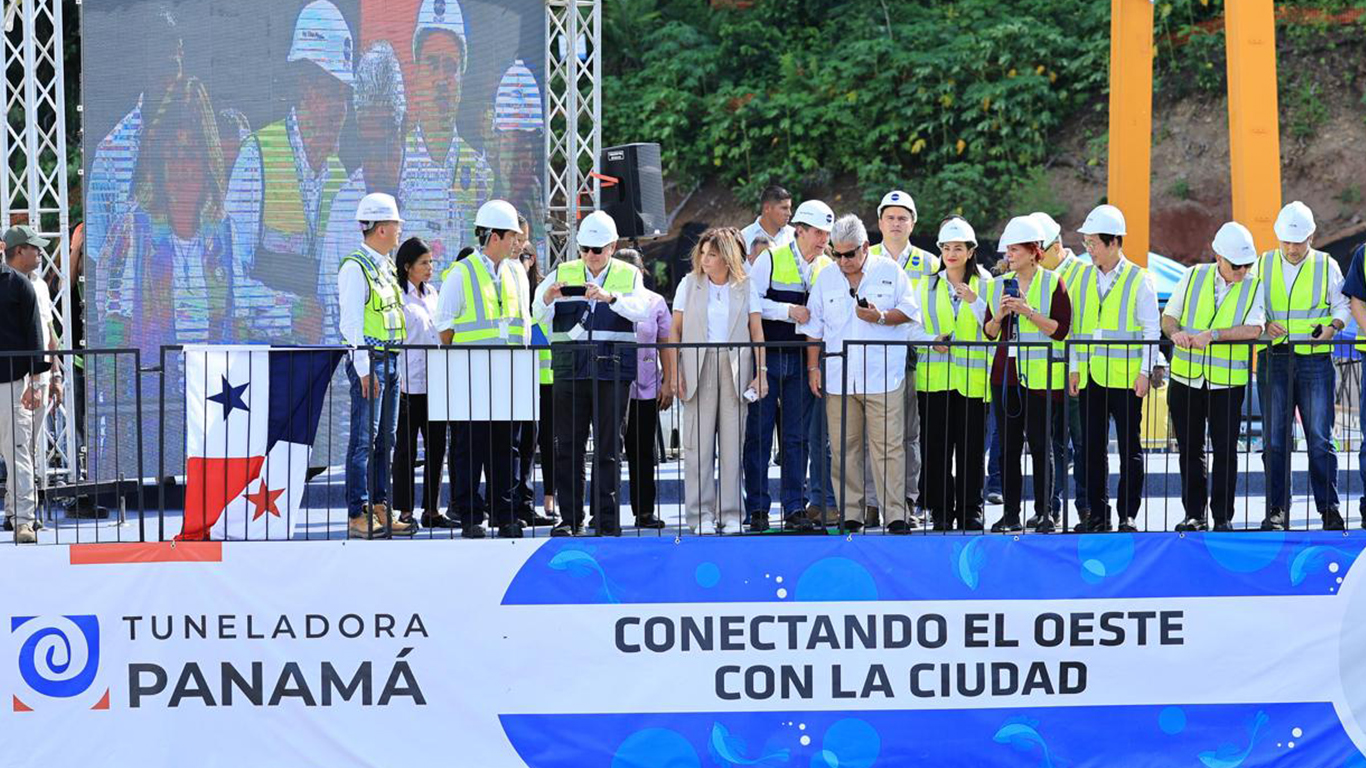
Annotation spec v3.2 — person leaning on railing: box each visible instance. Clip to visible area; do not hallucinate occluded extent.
[802,214,917,534]
[1254,201,1348,531]
[907,216,992,533]
[663,228,766,534]
[1163,223,1265,532]
[984,216,1072,534]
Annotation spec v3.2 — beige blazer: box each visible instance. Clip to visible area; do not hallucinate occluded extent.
[679,273,754,402]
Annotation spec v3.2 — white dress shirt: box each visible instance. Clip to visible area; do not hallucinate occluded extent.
[1163,267,1266,389]
[800,253,916,395]
[673,274,761,342]
[749,243,817,323]
[399,282,439,395]
[337,243,388,378]
[740,218,795,255]
[531,259,655,326]
[1071,255,1162,377]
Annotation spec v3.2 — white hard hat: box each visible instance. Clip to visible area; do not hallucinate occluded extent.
[936,217,977,247]
[355,192,403,223]
[998,215,1046,252]
[577,210,619,249]
[475,199,520,231]
[878,190,917,218]
[413,0,468,73]
[1274,200,1316,243]
[1212,221,1259,266]
[1078,204,1127,236]
[288,1,355,86]
[791,199,835,232]
[494,59,544,132]
[1030,212,1062,248]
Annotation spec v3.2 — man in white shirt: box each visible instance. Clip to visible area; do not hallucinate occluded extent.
[739,185,795,256]
[801,214,916,533]
[1254,201,1350,531]
[1163,222,1265,532]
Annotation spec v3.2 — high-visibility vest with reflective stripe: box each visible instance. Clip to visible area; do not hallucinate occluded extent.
[1170,264,1257,386]
[551,258,641,381]
[535,320,553,385]
[917,273,991,400]
[1073,261,1147,389]
[443,253,529,345]
[761,244,809,343]
[255,121,347,264]
[1260,249,1334,355]
[339,249,406,347]
[811,253,834,279]
[1054,253,1088,293]
[873,243,941,281]
[985,268,1066,390]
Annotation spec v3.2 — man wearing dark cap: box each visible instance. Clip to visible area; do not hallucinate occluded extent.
[0,225,51,543]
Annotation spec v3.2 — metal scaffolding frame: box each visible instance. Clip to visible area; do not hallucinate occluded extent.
[544,0,601,266]
[2,0,75,484]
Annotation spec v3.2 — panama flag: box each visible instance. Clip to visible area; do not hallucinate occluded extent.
[179,346,342,540]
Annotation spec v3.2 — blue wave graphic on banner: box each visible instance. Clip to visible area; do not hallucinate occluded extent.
[502,534,1364,605]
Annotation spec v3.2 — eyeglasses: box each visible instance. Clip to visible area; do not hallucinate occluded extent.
[832,247,861,260]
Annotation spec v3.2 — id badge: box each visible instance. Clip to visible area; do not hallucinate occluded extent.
[567,324,587,341]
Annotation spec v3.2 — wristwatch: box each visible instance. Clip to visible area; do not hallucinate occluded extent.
[877,311,887,326]
[1210,328,1221,342]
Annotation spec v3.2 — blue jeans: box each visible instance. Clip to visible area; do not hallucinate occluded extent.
[345,353,401,518]
[743,348,810,516]
[1259,350,1338,512]
[984,396,1004,496]
[1051,394,1088,514]
[806,384,838,509]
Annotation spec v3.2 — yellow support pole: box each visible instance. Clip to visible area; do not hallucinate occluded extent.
[1107,0,1153,267]
[1225,0,1282,251]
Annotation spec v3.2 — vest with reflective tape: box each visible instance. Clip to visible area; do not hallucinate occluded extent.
[1073,261,1146,389]
[985,268,1066,390]
[1054,254,1088,294]
[444,253,529,345]
[1261,249,1334,355]
[917,273,991,400]
[1170,265,1257,386]
[255,121,347,278]
[535,320,553,385]
[339,249,406,347]
[551,258,640,381]
[761,244,809,343]
[873,243,941,282]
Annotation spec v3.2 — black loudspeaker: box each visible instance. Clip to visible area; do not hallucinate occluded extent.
[600,142,667,239]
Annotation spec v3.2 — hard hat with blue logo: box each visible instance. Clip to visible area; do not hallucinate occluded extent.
[791,200,835,232]
[288,0,355,86]
[413,0,468,73]
[877,190,917,219]
[494,59,545,132]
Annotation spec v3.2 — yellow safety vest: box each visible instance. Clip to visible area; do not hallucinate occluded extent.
[339,249,406,346]
[254,121,347,259]
[536,319,554,385]
[443,253,529,345]
[1170,264,1258,386]
[917,273,991,400]
[985,268,1067,390]
[1073,260,1148,389]
[872,242,941,282]
[1260,249,1335,355]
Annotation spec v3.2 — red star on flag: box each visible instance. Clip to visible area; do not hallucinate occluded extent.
[247,482,286,521]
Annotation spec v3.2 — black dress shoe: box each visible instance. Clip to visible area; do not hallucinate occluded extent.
[461,525,487,540]
[593,526,622,537]
[783,513,816,532]
[498,523,525,539]
[748,512,770,533]
[886,520,912,535]
[1117,517,1138,533]
[519,510,557,527]
[963,513,985,532]
[1260,509,1286,531]
[1323,507,1346,531]
[991,514,1023,533]
[838,520,864,534]
[634,514,667,529]
[550,522,579,538]
[1086,515,1113,533]
[1024,513,1043,529]
[1212,521,1234,532]
[1175,517,1207,532]
[1035,515,1056,533]
[421,513,459,529]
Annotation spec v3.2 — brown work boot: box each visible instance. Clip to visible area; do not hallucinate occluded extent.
[348,514,380,539]
[372,503,412,535]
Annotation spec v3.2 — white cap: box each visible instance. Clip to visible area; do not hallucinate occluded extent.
[997,216,1046,252]
[355,192,403,223]
[1212,222,1259,266]
[878,190,917,218]
[1030,212,1062,248]
[936,217,977,247]
[1274,200,1316,243]
[791,199,835,232]
[413,0,467,73]
[577,210,619,249]
[475,199,520,231]
[494,59,544,132]
[1078,204,1127,236]
[288,1,355,86]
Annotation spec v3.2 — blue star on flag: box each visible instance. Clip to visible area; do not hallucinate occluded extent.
[207,375,249,418]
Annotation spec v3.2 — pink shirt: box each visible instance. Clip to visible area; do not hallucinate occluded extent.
[631,290,671,400]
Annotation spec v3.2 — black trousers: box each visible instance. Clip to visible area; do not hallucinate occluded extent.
[1168,382,1245,525]
[392,393,448,516]
[537,383,556,498]
[998,385,1054,520]
[624,398,660,521]
[554,379,630,532]
[449,421,519,528]
[514,420,537,516]
[1080,384,1145,522]
[919,390,987,529]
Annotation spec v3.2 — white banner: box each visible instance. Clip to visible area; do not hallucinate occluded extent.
[424,348,541,421]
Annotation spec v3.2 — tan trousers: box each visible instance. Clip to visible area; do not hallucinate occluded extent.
[0,379,37,526]
[682,351,747,533]
[826,384,906,524]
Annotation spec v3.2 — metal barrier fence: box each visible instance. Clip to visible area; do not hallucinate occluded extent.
[4,339,1366,543]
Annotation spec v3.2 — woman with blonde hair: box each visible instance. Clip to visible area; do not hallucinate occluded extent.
[664,227,767,533]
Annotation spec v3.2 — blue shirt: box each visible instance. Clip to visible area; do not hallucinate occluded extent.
[1342,243,1366,301]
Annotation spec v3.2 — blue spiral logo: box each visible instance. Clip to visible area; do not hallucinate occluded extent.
[11,615,100,699]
